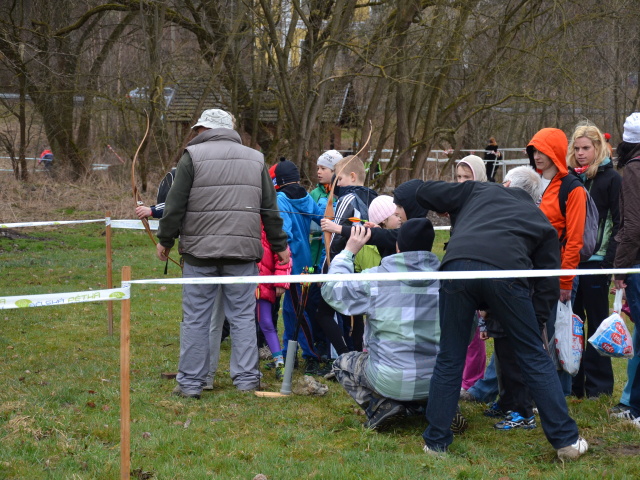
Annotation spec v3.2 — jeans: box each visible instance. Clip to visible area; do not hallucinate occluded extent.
[467,353,500,403]
[422,260,579,451]
[622,268,640,417]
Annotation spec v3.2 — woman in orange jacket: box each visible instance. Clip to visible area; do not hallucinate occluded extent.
[528,128,587,301]
[527,127,587,396]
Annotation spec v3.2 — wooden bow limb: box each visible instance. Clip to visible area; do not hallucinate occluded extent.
[131,112,181,270]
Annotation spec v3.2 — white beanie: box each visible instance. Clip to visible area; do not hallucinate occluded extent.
[623,112,640,143]
[368,195,397,225]
[192,108,234,130]
[317,150,343,170]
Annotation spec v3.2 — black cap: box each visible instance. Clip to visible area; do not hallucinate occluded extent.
[397,218,435,252]
[274,159,300,187]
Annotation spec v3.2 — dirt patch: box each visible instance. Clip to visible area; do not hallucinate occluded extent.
[604,444,640,456]
[0,228,43,240]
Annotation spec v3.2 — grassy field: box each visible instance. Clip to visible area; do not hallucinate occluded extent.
[1,216,640,479]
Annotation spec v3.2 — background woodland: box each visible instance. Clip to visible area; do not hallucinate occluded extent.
[1,0,639,190]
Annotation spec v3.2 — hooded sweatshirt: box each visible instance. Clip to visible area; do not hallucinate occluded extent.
[458,155,488,182]
[527,128,586,290]
[276,191,324,275]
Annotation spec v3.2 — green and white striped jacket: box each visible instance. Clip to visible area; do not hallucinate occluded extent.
[322,249,440,402]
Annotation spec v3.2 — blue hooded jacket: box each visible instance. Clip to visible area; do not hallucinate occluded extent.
[276,192,324,274]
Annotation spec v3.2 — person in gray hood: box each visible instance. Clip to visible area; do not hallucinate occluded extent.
[157,108,289,397]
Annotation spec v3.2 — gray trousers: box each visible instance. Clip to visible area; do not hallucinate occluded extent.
[177,262,260,393]
[206,288,225,386]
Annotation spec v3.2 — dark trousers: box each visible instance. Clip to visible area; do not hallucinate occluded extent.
[341,313,365,352]
[314,296,350,356]
[422,260,578,451]
[494,336,534,417]
[571,267,614,398]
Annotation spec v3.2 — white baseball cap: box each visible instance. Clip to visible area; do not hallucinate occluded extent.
[192,108,234,130]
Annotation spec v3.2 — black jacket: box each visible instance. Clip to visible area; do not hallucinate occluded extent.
[338,179,428,258]
[576,161,621,268]
[415,180,561,325]
[330,185,378,259]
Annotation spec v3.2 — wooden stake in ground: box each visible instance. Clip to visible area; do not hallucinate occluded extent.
[106,212,113,336]
[120,266,131,480]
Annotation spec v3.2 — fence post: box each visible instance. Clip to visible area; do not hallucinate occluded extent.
[120,266,131,480]
[106,212,113,336]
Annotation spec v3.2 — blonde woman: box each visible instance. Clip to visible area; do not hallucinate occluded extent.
[567,123,622,398]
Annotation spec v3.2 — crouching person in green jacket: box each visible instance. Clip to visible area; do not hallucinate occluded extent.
[322,220,467,433]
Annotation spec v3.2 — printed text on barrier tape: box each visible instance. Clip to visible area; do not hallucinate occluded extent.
[0,286,130,310]
[124,268,640,286]
[109,219,159,230]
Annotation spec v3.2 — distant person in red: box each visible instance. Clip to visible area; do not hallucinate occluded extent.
[38,149,54,170]
[604,133,614,158]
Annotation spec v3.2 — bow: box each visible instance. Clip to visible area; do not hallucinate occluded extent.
[131,112,181,270]
[323,122,373,266]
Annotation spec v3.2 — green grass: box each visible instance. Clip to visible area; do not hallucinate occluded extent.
[1,227,639,479]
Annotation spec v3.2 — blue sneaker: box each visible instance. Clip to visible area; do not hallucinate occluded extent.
[484,402,507,418]
[494,411,536,430]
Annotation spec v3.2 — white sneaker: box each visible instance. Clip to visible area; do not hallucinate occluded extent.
[556,436,588,461]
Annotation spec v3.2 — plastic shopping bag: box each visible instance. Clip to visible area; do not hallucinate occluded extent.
[554,300,584,376]
[588,289,634,359]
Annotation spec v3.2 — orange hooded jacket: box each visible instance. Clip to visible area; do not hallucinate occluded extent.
[527,128,586,290]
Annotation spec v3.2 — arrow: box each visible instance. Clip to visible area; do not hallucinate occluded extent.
[244,206,367,224]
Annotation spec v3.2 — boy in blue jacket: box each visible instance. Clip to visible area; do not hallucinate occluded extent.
[271,159,324,373]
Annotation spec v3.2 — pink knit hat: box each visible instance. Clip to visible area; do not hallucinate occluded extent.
[368,195,396,225]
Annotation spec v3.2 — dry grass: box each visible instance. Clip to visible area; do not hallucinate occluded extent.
[0,166,166,224]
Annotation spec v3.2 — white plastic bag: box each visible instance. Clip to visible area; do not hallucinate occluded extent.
[554,300,584,376]
[588,289,634,359]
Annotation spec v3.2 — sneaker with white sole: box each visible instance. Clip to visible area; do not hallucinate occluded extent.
[608,403,632,416]
[610,409,640,428]
[556,436,588,461]
[494,411,537,430]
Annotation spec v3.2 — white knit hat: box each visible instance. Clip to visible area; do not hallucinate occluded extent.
[192,108,234,130]
[368,195,396,225]
[316,150,343,171]
[623,112,640,143]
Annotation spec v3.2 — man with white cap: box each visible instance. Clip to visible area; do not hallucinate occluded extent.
[157,108,289,397]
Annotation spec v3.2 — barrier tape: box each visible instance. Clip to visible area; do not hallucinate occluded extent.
[3,217,441,232]
[0,286,130,310]
[3,268,638,310]
[110,219,159,230]
[0,219,105,228]
[125,267,640,286]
